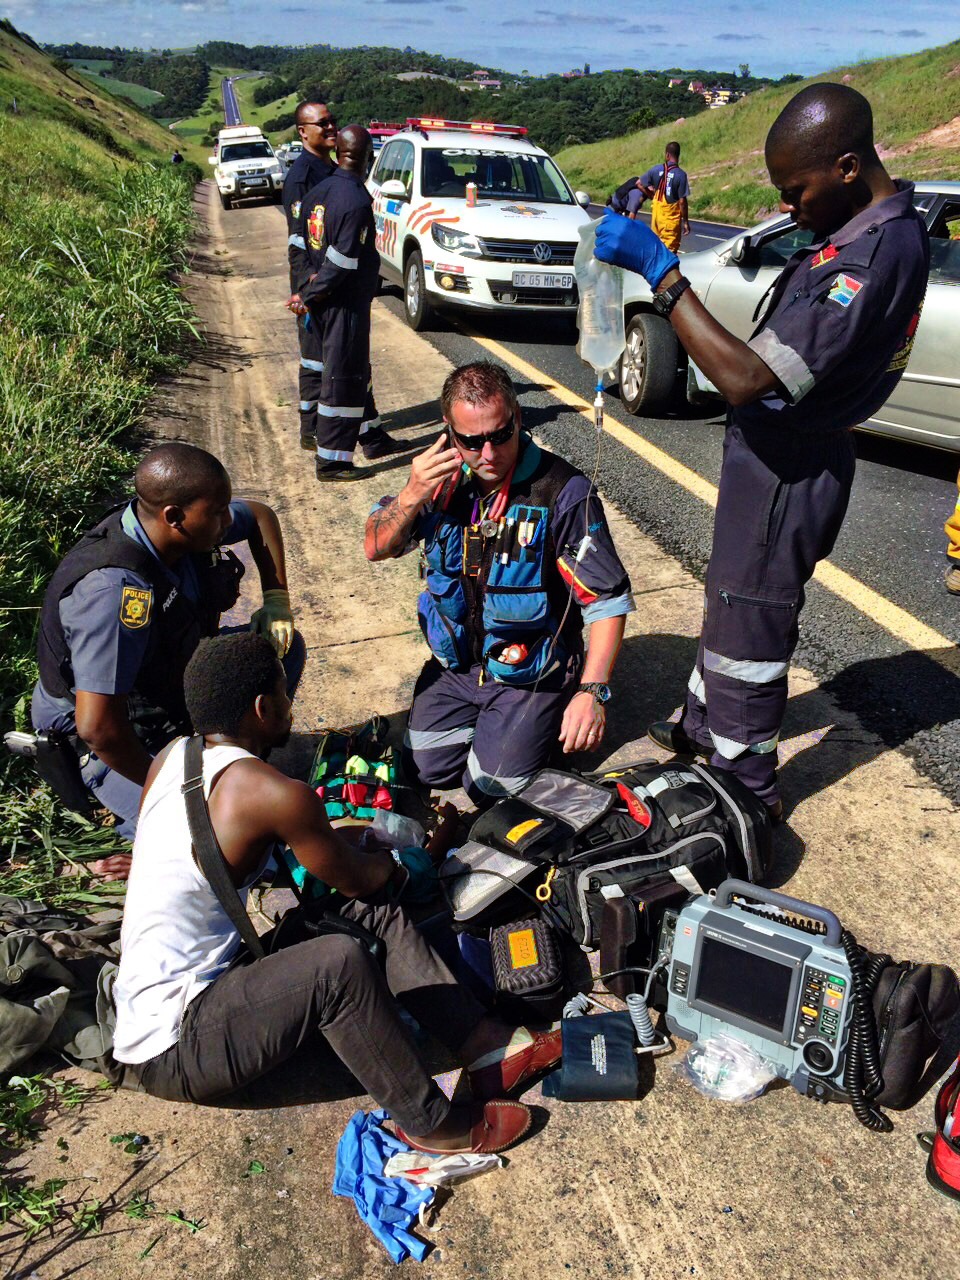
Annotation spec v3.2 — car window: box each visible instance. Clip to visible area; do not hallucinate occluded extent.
[421,147,573,204]
[221,142,274,162]
[912,192,938,217]
[927,201,960,284]
[394,141,415,195]
[373,142,400,185]
[756,223,815,268]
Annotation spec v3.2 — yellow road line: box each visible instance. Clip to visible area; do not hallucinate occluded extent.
[461,326,960,678]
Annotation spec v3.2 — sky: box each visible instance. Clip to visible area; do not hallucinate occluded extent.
[3,0,956,79]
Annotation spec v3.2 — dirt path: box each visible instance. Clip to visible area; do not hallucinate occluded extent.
[9,183,958,1280]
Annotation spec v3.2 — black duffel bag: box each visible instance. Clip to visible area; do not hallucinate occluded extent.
[448,761,771,948]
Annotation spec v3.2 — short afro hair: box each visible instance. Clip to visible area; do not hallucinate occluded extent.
[134,443,229,514]
[440,361,518,423]
[184,632,283,737]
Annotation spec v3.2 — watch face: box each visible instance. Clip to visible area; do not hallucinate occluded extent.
[595,683,612,704]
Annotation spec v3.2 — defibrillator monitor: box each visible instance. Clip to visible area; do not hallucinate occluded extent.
[660,880,855,1100]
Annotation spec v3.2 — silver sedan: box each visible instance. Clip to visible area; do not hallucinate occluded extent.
[618,181,960,452]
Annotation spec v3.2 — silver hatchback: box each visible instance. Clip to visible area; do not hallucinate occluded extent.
[618,182,960,452]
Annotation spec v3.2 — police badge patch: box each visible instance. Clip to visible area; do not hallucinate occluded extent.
[307,204,325,250]
[119,586,152,630]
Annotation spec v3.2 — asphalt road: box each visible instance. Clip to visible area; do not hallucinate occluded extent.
[374,283,960,805]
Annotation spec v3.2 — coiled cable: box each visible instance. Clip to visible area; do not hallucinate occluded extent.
[841,927,893,1133]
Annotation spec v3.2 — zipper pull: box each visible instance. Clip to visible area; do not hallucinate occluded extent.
[720,589,731,605]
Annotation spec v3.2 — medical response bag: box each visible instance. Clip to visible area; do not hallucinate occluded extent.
[442,762,770,948]
[920,1055,960,1202]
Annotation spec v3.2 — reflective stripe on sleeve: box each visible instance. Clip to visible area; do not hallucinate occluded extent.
[288,234,306,249]
[703,649,790,685]
[465,747,530,797]
[404,724,475,751]
[326,246,359,270]
[748,329,815,403]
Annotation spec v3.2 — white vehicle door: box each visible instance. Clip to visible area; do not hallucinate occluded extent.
[371,139,416,274]
[700,221,815,344]
[870,196,960,448]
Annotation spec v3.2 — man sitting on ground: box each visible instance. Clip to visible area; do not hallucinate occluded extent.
[365,362,634,804]
[112,632,559,1154]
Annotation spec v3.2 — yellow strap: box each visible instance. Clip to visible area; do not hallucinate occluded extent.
[536,865,557,902]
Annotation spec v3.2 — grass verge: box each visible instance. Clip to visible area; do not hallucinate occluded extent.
[0,28,203,909]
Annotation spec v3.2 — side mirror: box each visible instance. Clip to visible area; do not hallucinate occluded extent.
[575,190,590,207]
[729,235,753,266]
[379,179,408,199]
[207,156,217,165]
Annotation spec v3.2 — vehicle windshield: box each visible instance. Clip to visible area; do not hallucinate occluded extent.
[221,142,274,162]
[421,147,573,204]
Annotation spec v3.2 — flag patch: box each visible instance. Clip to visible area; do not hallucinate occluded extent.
[827,273,864,308]
[810,244,838,270]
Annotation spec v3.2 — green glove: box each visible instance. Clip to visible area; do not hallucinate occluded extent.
[250,588,294,658]
[391,846,438,903]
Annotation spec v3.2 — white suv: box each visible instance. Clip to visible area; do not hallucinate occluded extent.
[209,127,284,210]
[367,118,592,329]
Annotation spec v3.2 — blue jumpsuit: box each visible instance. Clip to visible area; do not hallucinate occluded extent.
[298,169,381,464]
[283,149,335,444]
[680,181,929,804]
[382,435,634,804]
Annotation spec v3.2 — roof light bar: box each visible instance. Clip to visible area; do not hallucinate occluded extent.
[405,117,527,137]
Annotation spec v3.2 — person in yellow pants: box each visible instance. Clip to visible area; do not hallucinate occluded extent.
[640,141,691,253]
[945,472,960,594]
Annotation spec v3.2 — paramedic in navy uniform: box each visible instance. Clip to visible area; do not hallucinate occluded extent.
[287,124,398,480]
[32,443,300,844]
[365,362,634,804]
[282,101,338,451]
[594,82,929,819]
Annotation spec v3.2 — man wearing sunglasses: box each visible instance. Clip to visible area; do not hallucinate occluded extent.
[365,362,633,804]
[283,102,339,452]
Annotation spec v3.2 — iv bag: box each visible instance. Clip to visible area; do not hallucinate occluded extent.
[574,221,625,382]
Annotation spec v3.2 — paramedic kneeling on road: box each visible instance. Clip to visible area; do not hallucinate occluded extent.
[594,83,929,817]
[365,362,634,804]
[113,632,559,1155]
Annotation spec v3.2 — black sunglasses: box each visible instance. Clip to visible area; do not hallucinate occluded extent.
[303,116,338,131]
[449,417,515,451]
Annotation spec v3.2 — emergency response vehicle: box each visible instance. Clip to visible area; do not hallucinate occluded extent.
[367,118,592,329]
[209,126,284,210]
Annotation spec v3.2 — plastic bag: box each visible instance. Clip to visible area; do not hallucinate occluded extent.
[674,1033,777,1102]
[368,808,427,848]
[383,1151,503,1187]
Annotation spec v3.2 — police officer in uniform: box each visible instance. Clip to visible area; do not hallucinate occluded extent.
[31,443,301,842]
[288,125,398,481]
[638,142,691,250]
[365,362,633,804]
[595,83,929,818]
[283,101,338,451]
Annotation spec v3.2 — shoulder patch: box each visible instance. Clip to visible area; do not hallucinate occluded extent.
[826,273,864,308]
[119,586,152,631]
[810,244,838,270]
[291,199,301,221]
[307,204,325,250]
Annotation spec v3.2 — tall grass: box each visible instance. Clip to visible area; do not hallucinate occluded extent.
[0,88,201,904]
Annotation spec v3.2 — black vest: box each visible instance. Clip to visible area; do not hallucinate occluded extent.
[37,508,238,739]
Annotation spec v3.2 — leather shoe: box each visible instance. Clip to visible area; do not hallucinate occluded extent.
[315,458,362,482]
[359,425,402,459]
[395,1099,532,1154]
[647,720,708,756]
[468,1027,562,1100]
[299,429,317,452]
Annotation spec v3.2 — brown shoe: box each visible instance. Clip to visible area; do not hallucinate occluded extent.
[946,565,960,596]
[396,1100,532,1155]
[468,1027,562,1100]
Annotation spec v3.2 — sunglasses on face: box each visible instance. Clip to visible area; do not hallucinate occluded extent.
[449,417,515,451]
[304,117,337,131]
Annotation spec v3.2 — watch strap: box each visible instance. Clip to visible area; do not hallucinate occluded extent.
[653,275,691,317]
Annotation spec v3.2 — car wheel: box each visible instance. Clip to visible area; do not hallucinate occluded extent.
[404,250,433,331]
[619,312,679,415]
[220,191,232,210]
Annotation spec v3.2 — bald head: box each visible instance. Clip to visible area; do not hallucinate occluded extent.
[766,82,878,172]
[336,124,372,173]
[295,100,328,127]
[134,443,229,515]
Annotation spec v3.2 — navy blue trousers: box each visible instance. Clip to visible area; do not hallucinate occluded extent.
[681,423,856,804]
[403,659,576,806]
[314,301,379,463]
[297,315,324,439]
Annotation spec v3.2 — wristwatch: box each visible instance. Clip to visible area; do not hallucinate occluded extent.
[577,682,612,704]
[652,275,691,317]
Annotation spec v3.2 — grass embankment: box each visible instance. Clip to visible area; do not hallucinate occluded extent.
[556,39,960,223]
[71,63,165,110]
[0,23,201,908]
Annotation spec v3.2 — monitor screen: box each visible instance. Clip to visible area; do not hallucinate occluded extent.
[695,935,793,1032]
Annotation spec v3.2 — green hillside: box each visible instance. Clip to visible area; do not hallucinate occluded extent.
[555,40,960,223]
[0,20,199,899]
[73,65,165,109]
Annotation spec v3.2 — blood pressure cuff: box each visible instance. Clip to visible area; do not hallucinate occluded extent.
[541,1011,640,1101]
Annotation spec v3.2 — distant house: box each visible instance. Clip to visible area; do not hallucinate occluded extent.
[470,69,491,79]
[688,80,704,94]
[703,86,737,107]
[668,76,683,88]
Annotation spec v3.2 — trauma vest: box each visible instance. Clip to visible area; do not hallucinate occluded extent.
[37,508,238,742]
[417,440,582,687]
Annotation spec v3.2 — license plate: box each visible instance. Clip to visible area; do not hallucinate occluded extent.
[511,271,574,289]
[243,178,267,187]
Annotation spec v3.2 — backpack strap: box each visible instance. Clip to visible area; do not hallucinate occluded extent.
[182,735,266,960]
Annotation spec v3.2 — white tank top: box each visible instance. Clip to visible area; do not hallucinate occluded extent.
[112,738,272,1065]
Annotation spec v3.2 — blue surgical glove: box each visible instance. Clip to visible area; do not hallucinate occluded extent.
[594,212,679,289]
